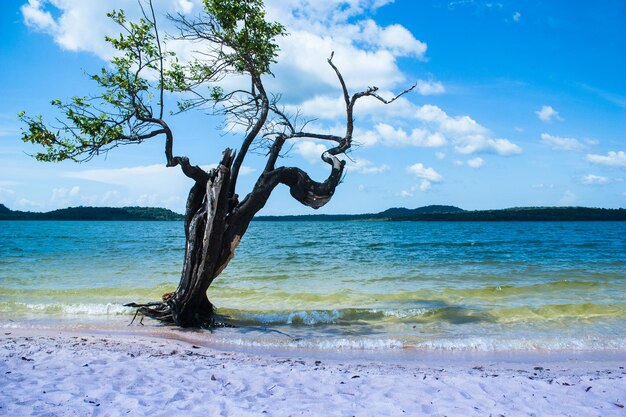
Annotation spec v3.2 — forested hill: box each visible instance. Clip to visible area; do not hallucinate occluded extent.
[255,205,464,221]
[397,206,626,221]
[255,205,626,221]
[1,204,624,221]
[0,205,184,221]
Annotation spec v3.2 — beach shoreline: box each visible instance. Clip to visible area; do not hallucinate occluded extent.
[2,324,625,416]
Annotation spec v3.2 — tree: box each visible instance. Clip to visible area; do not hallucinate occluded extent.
[19,0,414,327]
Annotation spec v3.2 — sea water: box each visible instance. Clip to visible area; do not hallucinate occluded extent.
[1,220,625,351]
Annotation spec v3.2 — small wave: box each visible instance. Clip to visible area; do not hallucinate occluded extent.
[222,306,439,326]
[411,334,626,351]
[208,335,406,350]
[229,309,347,326]
[371,307,431,319]
[437,279,607,300]
[0,302,133,316]
[492,303,626,323]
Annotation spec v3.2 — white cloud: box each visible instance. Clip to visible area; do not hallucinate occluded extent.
[65,164,182,186]
[407,163,442,182]
[59,164,201,210]
[540,133,586,151]
[50,185,81,205]
[100,190,122,204]
[374,123,447,147]
[353,128,380,147]
[398,189,413,198]
[414,105,522,155]
[21,0,124,59]
[581,174,609,185]
[559,190,576,205]
[294,141,328,164]
[361,20,428,59]
[536,105,562,122]
[415,80,445,95]
[418,179,432,191]
[22,0,426,97]
[467,157,484,169]
[345,158,389,174]
[435,151,446,160]
[586,151,626,168]
[289,95,345,119]
[239,166,256,175]
[176,0,195,13]
[21,0,58,32]
[513,12,521,22]
[0,187,16,196]
[275,30,407,92]
[17,198,38,208]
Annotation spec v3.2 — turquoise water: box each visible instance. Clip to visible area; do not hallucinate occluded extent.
[1,220,625,351]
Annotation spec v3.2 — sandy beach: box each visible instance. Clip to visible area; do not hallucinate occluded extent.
[1,325,624,417]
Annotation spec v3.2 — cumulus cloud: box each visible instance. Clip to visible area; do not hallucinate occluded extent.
[418,179,432,191]
[414,105,522,155]
[65,164,188,186]
[61,164,208,210]
[374,123,447,147]
[415,80,445,95]
[581,174,609,185]
[407,163,442,185]
[345,158,389,174]
[21,0,58,32]
[559,190,576,205]
[405,162,442,192]
[19,198,38,207]
[285,100,520,158]
[586,151,626,168]
[540,133,586,151]
[536,105,562,122]
[176,0,195,14]
[467,157,484,169]
[21,0,525,182]
[50,185,81,206]
[21,0,426,99]
[359,20,427,58]
[294,141,328,164]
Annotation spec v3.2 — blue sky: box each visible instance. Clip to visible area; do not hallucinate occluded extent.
[1,0,624,214]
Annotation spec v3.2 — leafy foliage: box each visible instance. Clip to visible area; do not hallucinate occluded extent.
[19,0,287,164]
[202,0,285,74]
[19,5,177,162]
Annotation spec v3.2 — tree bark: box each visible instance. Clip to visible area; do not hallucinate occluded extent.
[123,52,413,328]
[129,150,245,327]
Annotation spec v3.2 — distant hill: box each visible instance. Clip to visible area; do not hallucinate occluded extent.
[2,203,624,221]
[255,205,464,221]
[0,204,184,221]
[373,205,464,219]
[397,206,626,221]
[255,205,626,222]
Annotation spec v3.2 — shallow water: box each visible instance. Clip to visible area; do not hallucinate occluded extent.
[1,220,625,351]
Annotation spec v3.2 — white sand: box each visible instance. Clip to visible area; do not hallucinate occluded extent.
[1,327,625,417]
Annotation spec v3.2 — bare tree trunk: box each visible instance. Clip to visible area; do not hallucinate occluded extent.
[129,150,244,327]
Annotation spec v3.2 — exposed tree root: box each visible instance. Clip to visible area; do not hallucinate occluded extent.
[124,301,232,329]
